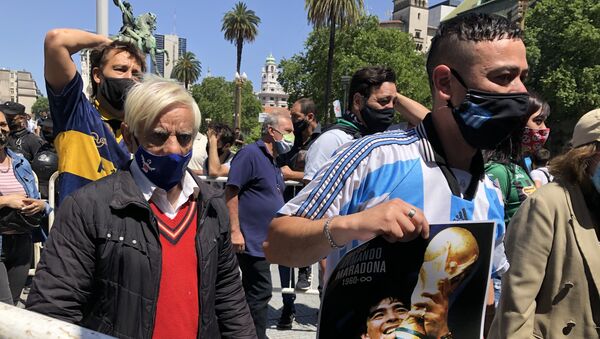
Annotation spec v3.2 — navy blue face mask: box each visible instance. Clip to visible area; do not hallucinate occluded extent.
[448,69,530,150]
[134,146,192,191]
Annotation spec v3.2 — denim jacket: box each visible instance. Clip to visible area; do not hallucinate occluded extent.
[0,149,50,252]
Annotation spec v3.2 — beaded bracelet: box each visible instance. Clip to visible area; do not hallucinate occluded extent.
[323,217,343,249]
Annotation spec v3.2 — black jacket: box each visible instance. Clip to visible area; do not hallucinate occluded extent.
[8,128,45,162]
[26,170,256,339]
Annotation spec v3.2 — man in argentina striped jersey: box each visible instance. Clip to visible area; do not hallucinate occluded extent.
[265,12,530,326]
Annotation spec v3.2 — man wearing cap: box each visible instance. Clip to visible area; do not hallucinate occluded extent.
[43,28,145,204]
[0,101,45,162]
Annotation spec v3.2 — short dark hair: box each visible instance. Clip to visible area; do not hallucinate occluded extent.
[426,13,523,87]
[295,98,318,121]
[347,66,396,111]
[533,148,551,166]
[89,40,146,95]
[209,122,235,146]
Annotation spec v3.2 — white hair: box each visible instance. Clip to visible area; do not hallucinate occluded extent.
[124,75,201,137]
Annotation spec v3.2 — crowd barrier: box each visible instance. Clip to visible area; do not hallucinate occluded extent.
[29,172,319,314]
[0,302,114,339]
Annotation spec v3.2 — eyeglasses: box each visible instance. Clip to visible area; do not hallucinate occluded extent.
[270,126,292,135]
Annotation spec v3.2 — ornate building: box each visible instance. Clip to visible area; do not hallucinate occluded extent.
[392,0,431,51]
[380,0,462,52]
[257,54,288,109]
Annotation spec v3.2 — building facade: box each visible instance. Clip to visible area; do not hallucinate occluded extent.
[381,0,461,52]
[152,34,187,78]
[80,49,94,99]
[443,0,532,26]
[392,0,431,51]
[257,54,288,109]
[0,69,40,113]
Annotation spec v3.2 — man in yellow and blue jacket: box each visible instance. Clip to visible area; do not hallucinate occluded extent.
[44,28,146,205]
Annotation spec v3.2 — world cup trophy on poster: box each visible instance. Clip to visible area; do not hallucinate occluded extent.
[395,227,479,339]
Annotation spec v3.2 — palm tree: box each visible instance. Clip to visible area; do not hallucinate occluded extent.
[171,51,202,89]
[221,2,261,74]
[305,0,364,122]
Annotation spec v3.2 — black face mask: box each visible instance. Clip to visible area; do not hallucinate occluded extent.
[98,77,136,111]
[448,69,529,150]
[293,119,308,134]
[42,130,55,144]
[360,99,395,134]
[8,117,24,132]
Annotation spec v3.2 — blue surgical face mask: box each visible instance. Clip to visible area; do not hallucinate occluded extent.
[592,164,600,194]
[134,146,192,191]
[272,128,295,154]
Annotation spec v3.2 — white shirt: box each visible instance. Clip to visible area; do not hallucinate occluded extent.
[130,160,198,219]
[279,123,507,279]
[303,129,354,181]
[187,133,208,171]
[530,167,553,186]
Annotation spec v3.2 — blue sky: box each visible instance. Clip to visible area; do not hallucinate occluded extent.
[1,0,443,95]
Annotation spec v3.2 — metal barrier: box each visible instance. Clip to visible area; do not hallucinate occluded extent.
[0,303,115,339]
[29,171,44,277]
[280,262,321,296]
[16,172,319,336]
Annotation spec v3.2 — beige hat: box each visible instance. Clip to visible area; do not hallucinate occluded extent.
[571,109,600,148]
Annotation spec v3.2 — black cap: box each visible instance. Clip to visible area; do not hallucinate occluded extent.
[0,101,26,116]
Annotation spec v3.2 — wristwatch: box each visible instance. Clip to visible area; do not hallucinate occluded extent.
[440,333,453,339]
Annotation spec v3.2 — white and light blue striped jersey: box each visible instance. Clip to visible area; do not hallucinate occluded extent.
[278,117,507,278]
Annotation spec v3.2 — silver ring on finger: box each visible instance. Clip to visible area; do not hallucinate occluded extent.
[407,208,416,219]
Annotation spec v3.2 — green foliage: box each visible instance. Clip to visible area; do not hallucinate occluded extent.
[278,16,431,122]
[305,0,364,28]
[525,0,600,125]
[191,76,262,142]
[171,51,201,89]
[31,97,49,116]
[305,0,365,122]
[222,2,261,73]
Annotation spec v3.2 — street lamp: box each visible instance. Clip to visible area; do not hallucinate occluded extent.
[340,75,352,116]
[234,72,248,130]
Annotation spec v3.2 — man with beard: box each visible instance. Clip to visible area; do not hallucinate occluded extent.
[266,14,529,334]
[302,66,397,182]
[0,102,45,162]
[43,29,146,204]
[275,98,321,330]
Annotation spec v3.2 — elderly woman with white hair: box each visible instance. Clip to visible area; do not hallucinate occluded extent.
[26,76,256,339]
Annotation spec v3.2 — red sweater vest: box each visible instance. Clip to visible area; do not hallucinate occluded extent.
[150,199,199,339]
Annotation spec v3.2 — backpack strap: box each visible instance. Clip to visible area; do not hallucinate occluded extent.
[541,168,551,182]
[322,119,362,140]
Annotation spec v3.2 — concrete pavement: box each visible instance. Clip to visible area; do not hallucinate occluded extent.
[266,264,320,339]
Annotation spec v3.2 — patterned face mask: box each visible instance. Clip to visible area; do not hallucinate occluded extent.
[521,127,550,153]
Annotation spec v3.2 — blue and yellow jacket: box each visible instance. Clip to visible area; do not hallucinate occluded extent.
[48,73,130,205]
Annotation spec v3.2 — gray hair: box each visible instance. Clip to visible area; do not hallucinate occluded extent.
[124,74,201,138]
[261,111,291,136]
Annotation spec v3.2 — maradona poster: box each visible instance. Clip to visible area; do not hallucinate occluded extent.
[318,221,496,339]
